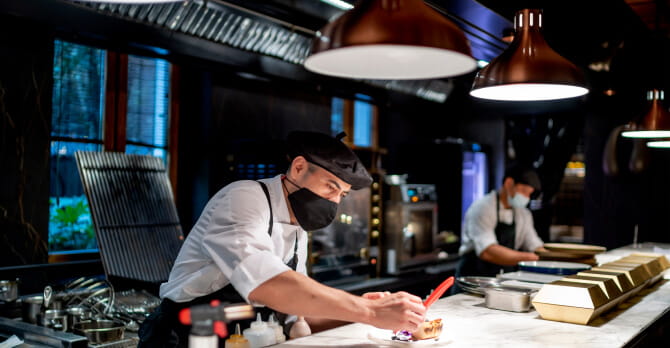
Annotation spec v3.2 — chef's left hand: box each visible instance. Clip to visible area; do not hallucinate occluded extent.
[362,291,391,300]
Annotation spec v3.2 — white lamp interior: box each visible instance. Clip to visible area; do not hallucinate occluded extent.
[469,83,589,101]
[622,130,670,138]
[647,141,670,148]
[304,45,476,80]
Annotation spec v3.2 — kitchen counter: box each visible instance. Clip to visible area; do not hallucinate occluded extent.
[274,243,670,348]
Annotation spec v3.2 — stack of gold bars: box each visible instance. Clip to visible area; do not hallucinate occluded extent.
[531,253,669,325]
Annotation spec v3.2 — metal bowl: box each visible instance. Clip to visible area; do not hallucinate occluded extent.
[457,276,502,295]
[0,279,19,302]
[73,320,125,344]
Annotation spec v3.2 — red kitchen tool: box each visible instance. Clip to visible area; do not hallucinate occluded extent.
[423,276,454,309]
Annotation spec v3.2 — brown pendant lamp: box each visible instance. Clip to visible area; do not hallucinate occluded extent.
[622,89,670,139]
[470,9,589,101]
[303,0,476,80]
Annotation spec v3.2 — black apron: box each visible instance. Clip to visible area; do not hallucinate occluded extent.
[456,192,517,279]
[138,181,299,348]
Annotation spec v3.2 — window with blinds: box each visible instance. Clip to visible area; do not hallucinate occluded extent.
[49,40,106,252]
[49,40,173,254]
[331,97,374,148]
[126,55,170,162]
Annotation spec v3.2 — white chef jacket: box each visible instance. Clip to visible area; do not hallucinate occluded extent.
[459,190,544,257]
[160,175,307,304]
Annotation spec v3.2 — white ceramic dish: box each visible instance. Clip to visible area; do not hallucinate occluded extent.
[366,327,451,346]
[498,271,564,284]
[543,243,606,255]
[518,260,591,275]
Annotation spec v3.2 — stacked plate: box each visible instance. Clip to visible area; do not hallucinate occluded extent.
[536,243,606,265]
[456,276,501,295]
[518,261,591,275]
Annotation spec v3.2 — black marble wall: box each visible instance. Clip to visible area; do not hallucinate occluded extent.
[0,16,53,266]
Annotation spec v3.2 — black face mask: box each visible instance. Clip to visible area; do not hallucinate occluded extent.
[285,178,338,231]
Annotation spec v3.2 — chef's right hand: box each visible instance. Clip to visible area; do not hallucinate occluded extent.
[366,291,426,332]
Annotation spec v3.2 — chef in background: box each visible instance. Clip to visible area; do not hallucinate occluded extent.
[456,164,546,280]
[139,131,425,347]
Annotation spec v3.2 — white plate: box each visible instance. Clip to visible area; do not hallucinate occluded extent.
[498,271,565,284]
[366,327,451,347]
[543,243,606,255]
[518,261,591,275]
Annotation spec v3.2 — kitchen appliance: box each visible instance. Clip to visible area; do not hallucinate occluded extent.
[382,182,440,274]
[310,187,372,284]
[391,139,489,253]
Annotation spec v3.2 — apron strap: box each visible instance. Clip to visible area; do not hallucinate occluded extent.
[258,181,273,236]
[258,181,298,268]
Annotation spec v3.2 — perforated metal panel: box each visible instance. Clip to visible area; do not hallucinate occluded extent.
[75,151,183,283]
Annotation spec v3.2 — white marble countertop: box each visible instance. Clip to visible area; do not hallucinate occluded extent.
[274,243,670,348]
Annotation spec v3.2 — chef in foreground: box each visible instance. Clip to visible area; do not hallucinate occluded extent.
[139,131,425,347]
[456,164,546,280]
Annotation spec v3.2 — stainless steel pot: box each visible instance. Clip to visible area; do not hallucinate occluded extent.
[73,320,125,344]
[38,309,68,332]
[0,279,19,302]
[21,295,43,324]
[66,306,92,331]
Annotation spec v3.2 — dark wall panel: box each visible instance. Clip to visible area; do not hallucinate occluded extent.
[0,16,53,266]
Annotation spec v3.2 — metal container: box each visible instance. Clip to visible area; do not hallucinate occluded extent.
[66,306,92,331]
[0,279,19,302]
[38,309,68,332]
[484,287,533,312]
[21,295,43,324]
[73,320,125,344]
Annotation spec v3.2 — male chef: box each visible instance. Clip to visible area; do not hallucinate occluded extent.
[456,164,545,279]
[139,131,425,347]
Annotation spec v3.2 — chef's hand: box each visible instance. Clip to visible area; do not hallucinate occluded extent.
[366,291,426,332]
[361,291,391,300]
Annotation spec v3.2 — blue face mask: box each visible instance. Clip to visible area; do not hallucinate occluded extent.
[508,193,530,208]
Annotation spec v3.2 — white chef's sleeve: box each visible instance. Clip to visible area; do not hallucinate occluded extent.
[518,209,544,252]
[201,182,291,303]
[465,199,499,256]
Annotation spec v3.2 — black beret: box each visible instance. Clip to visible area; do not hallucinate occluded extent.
[287,131,373,190]
[504,164,542,192]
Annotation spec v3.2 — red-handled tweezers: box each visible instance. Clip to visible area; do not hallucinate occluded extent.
[423,276,454,309]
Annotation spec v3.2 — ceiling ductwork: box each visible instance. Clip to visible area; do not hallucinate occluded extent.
[62,0,508,103]
[70,0,314,65]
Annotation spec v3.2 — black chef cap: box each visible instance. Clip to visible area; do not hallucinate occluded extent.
[504,164,542,192]
[287,131,373,190]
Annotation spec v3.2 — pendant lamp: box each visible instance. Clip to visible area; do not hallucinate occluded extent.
[303,0,476,80]
[647,141,670,148]
[71,0,183,3]
[469,9,588,101]
[622,90,670,139]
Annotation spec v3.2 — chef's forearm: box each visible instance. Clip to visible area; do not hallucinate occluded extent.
[248,270,374,323]
[480,244,539,265]
[304,317,349,333]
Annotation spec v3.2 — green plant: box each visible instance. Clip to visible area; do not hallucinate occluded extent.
[48,197,97,251]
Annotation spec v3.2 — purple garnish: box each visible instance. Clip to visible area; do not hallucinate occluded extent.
[392,330,412,341]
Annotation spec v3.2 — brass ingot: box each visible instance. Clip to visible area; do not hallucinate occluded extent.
[592,263,649,286]
[532,281,612,325]
[577,270,634,292]
[618,256,665,276]
[629,253,670,269]
[560,275,623,300]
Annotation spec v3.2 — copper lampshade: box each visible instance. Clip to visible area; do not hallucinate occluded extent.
[470,9,588,101]
[73,0,182,2]
[622,90,670,139]
[303,0,476,79]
